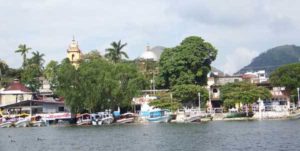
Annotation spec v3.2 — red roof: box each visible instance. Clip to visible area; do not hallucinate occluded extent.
[4,79,31,92]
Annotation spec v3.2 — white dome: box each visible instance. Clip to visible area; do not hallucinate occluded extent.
[139,46,159,61]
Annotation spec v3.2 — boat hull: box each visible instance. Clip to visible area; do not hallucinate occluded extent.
[147,116,170,123]
[0,122,13,128]
[116,117,134,124]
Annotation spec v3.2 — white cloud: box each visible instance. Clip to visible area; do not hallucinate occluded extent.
[0,0,300,72]
[220,47,259,75]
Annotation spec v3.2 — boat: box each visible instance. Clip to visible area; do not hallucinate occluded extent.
[30,115,46,127]
[0,121,13,128]
[91,114,103,126]
[14,114,30,128]
[146,109,171,123]
[76,113,92,126]
[97,112,114,125]
[175,108,202,123]
[116,113,135,124]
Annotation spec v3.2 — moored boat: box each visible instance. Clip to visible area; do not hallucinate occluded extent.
[76,113,92,126]
[91,114,103,126]
[0,121,13,128]
[146,109,171,123]
[175,108,202,123]
[30,115,46,127]
[98,112,114,125]
[116,113,135,124]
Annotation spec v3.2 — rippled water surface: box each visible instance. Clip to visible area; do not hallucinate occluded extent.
[1,119,300,151]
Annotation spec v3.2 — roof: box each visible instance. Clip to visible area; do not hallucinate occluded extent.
[0,99,64,108]
[4,79,31,92]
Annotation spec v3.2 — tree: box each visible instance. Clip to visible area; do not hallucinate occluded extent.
[21,64,42,92]
[15,44,31,68]
[56,58,146,113]
[220,81,271,110]
[157,36,217,88]
[149,92,182,112]
[269,63,300,102]
[172,84,208,107]
[105,40,128,63]
[29,51,45,70]
[83,49,102,61]
[0,59,9,88]
[44,60,59,91]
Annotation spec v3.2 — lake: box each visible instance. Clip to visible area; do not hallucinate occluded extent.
[1,119,300,151]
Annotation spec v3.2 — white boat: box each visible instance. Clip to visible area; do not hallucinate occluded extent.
[116,113,135,124]
[175,108,202,123]
[0,121,13,128]
[15,118,30,128]
[146,109,171,123]
[91,114,103,126]
[76,113,92,126]
[98,112,114,125]
[30,116,46,127]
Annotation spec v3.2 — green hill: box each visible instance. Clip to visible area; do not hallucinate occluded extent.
[236,45,300,75]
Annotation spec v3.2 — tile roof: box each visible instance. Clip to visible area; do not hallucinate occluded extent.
[4,79,31,92]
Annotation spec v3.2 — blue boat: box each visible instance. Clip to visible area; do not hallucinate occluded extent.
[146,109,171,123]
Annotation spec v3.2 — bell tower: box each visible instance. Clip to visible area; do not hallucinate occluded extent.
[67,37,82,68]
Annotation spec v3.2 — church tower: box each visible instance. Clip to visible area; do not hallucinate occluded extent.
[67,37,82,68]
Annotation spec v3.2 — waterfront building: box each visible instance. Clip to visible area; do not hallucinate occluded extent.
[0,79,32,106]
[67,37,83,68]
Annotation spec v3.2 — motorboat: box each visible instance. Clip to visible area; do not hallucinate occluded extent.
[116,113,135,124]
[0,121,13,128]
[98,111,114,125]
[14,114,30,128]
[175,108,202,123]
[76,113,92,126]
[30,115,46,127]
[146,109,171,123]
[91,114,103,126]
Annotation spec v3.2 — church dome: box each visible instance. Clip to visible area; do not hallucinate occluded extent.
[139,46,159,61]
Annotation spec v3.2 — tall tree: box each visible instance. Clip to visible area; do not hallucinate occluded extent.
[172,84,208,107]
[27,51,45,72]
[220,81,271,109]
[105,40,128,63]
[15,44,31,68]
[44,60,59,91]
[157,36,217,88]
[269,63,300,102]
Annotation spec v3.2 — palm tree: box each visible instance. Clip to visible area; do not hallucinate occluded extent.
[30,51,45,69]
[105,40,128,63]
[15,44,31,68]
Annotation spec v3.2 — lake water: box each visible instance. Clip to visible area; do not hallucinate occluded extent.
[1,119,300,151]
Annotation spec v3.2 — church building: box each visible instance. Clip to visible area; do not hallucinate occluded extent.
[67,37,83,68]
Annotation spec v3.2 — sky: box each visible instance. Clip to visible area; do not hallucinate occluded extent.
[1,0,300,74]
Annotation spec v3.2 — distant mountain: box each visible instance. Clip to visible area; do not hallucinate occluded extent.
[236,45,300,75]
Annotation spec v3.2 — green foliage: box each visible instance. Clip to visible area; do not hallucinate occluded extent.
[44,60,59,91]
[171,84,208,106]
[157,36,217,88]
[21,64,42,92]
[56,58,147,113]
[149,92,181,111]
[269,63,300,101]
[220,81,271,109]
[105,40,128,63]
[15,44,31,68]
[20,51,45,92]
[83,50,102,60]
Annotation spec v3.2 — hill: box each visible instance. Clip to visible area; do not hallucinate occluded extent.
[236,45,300,75]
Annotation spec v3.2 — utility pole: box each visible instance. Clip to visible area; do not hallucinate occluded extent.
[198,92,201,111]
[297,88,300,108]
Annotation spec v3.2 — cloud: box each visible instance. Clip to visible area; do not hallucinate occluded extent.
[220,47,259,75]
[0,0,300,73]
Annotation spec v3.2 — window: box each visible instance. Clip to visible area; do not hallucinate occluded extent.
[213,88,218,93]
[58,107,64,112]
